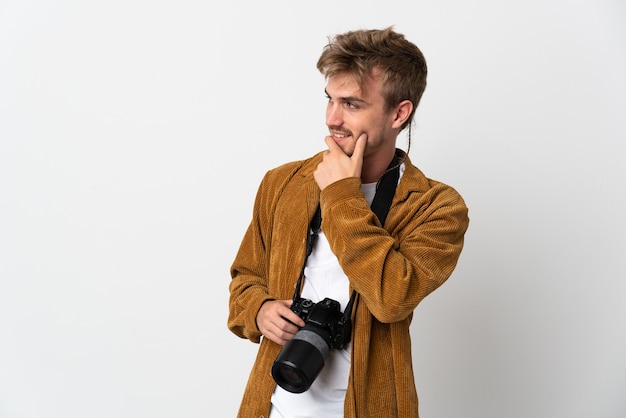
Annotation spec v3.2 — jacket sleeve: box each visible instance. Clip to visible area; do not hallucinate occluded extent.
[320,176,469,323]
[227,172,275,343]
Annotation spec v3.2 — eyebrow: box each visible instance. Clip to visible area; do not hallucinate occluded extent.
[324,88,369,106]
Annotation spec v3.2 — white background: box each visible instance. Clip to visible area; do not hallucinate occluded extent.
[1,1,625,417]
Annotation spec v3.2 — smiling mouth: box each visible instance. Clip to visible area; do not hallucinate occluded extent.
[330,130,351,140]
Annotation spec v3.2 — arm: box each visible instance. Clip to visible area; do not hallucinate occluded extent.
[320,176,469,323]
[228,169,306,344]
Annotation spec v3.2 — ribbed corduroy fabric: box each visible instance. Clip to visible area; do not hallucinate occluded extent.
[228,149,469,418]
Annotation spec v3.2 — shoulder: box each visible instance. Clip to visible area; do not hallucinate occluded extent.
[253,152,323,205]
[265,152,322,178]
[399,152,467,208]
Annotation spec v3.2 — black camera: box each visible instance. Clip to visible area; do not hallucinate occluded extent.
[271,296,353,393]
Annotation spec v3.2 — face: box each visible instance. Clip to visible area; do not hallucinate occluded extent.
[324,71,398,158]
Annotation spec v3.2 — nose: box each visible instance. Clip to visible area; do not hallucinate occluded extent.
[326,102,343,127]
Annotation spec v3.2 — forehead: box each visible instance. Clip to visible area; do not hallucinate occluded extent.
[326,71,383,100]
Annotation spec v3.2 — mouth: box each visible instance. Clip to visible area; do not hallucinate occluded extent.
[330,130,352,141]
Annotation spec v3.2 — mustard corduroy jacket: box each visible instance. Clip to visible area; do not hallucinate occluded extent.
[228,149,469,417]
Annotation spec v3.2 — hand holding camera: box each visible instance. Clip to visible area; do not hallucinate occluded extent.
[256,299,305,346]
[271,295,353,394]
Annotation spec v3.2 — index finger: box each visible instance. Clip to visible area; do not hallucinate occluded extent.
[351,133,367,161]
[277,300,304,326]
[282,306,305,327]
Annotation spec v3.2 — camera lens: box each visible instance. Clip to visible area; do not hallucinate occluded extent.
[273,365,304,388]
[271,326,331,393]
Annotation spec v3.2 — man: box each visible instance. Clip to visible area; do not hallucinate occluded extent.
[228,26,469,417]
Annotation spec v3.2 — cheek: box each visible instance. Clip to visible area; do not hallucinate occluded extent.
[363,123,389,149]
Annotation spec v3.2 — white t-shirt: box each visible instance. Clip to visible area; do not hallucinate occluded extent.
[269,182,378,418]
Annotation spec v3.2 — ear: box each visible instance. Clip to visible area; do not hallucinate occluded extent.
[391,100,413,129]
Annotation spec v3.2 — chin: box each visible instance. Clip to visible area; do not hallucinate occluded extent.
[336,141,355,156]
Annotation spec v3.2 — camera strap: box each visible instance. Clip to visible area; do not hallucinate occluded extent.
[294,152,402,320]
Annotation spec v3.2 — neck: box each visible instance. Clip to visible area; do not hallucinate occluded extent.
[360,148,397,183]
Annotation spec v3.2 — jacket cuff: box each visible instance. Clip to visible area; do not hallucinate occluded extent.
[319,177,362,209]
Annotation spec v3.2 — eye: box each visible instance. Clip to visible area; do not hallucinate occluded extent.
[346,101,358,109]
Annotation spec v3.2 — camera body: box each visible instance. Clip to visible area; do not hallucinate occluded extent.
[290,296,351,350]
[271,296,352,393]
